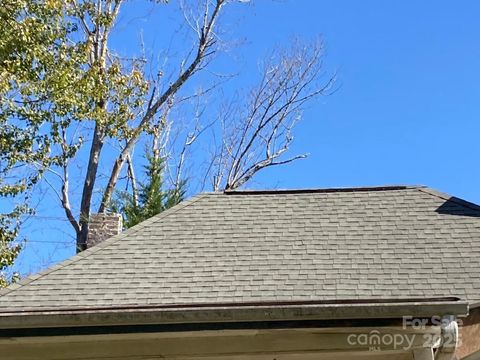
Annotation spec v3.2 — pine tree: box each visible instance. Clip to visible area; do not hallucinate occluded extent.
[110,153,185,229]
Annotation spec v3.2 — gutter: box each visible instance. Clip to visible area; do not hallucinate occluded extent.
[0,298,469,330]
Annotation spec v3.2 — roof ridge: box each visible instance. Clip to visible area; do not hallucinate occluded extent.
[416,187,480,212]
[0,193,209,298]
[224,185,425,195]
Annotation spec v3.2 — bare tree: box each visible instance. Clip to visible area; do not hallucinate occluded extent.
[68,0,228,251]
[97,0,225,214]
[3,0,336,262]
[207,40,335,191]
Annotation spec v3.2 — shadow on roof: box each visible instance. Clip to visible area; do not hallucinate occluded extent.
[435,197,480,217]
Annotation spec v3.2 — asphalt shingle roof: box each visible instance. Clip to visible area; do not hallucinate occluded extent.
[1,185,480,311]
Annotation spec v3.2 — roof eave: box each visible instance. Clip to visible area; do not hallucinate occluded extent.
[0,299,469,330]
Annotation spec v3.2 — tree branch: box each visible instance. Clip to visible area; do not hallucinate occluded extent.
[98,0,226,212]
[208,39,334,191]
[126,153,138,207]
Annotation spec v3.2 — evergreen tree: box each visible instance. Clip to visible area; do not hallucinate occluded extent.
[111,153,185,229]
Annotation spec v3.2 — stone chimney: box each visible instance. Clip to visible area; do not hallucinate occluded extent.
[86,213,123,248]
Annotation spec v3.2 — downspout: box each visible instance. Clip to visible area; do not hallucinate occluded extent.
[435,315,459,360]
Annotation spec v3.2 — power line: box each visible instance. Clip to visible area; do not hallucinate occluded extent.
[26,240,75,244]
[9,239,75,244]
[20,215,77,221]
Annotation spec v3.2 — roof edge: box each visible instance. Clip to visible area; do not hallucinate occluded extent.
[469,301,480,310]
[0,193,209,298]
[224,185,425,195]
[416,187,480,212]
[0,299,469,330]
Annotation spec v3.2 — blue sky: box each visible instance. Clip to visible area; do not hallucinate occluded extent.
[11,0,480,275]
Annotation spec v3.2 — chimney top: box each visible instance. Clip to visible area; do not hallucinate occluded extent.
[86,213,123,248]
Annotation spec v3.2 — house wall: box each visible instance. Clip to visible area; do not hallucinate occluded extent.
[456,307,480,359]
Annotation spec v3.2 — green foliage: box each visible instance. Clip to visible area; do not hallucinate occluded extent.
[0,205,29,288]
[0,0,149,141]
[1,0,66,192]
[0,0,66,284]
[110,154,186,229]
[0,0,149,165]
[0,0,150,274]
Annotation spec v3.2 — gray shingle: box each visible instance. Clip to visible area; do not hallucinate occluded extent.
[0,185,479,311]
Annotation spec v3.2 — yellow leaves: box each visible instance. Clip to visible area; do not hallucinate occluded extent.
[2,0,151,140]
[45,0,62,11]
[0,205,25,287]
[132,69,142,83]
[109,62,121,76]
